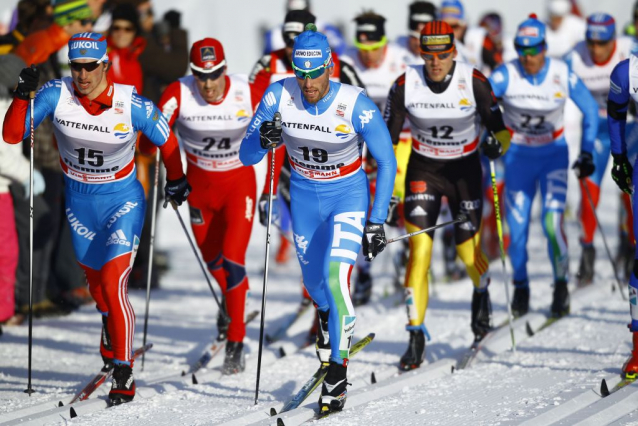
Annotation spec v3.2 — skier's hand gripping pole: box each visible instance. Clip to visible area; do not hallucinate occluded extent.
[490,160,516,352]
[386,214,468,244]
[255,112,282,405]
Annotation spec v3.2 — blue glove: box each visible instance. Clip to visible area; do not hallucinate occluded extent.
[23,169,45,199]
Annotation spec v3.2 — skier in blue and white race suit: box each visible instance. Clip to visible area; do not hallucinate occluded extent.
[240,26,396,413]
[489,14,598,319]
[608,50,638,376]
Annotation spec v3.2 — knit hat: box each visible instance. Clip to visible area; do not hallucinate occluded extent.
[440,0,465,22]
[53,0,93,27]
[514,14,546,47]
[409,1,436,35]
[68,32,109,63]
[586,13,616,42]
[292,24,332,74]
[282,9,316,46]
[111,3,140,35]
[419,21,455,54]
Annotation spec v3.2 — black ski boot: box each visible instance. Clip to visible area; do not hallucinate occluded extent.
[100,315,114,371]
[222,341,245,375]
[353,271,372,306]
[471,289,492,341]
[551,279,570,318]
[109,363,135,405]
[576,245,595,287]
[216,296,229,341]
[399,329,425,371]
[319,361,348,414]
[316,309,330,363]
[511,282,530,318]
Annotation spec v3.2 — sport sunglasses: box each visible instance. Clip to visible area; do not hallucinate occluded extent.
[69,61,101,72]
[420,46,455,61]
[515,43,544,57]
[192,66,225,81]
[353,36,388,51]
[291,56,332,80]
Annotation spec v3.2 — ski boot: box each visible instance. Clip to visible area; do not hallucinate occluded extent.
[316,309,330,364]
[222,341,245,375]
[471,288,492,341]
[100,315,114,371]
[216,296,229,341]
[623,330,638,379]
[576,245,595,287]
[617,236,636,281]
[550,279,570,318]
[399,328,425,371]
[109,362,135,405]
[319,361,348,414]
[511,281,530,318]
[353,271,372,306]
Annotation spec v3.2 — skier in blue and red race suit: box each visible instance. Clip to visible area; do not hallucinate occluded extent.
[489,14,598,319]
[608,47,638,378]
[2,32,191,405]
[240,25,396,414]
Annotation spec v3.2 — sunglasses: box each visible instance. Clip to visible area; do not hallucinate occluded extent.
[586,39,612,46]
[291,57,331,80]
[80,18,94,26]
[515,43,544,57]
[112,25,135,33]
[70,61,101,72]
[354,36,388,52]
[193,66,225,81]
[421,46,454,61]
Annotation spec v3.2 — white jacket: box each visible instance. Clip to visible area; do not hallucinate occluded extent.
[0,97,31,193]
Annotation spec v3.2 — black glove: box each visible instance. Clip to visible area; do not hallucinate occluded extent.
[481,134,503,160]
[385,196,400,227]
[362,221,386,261]
[258,193,279,226]
[15,66,39,100]
[259,117,283,149]
[572,152,595,179]
[612,153,634,194]
[163,175,191,207]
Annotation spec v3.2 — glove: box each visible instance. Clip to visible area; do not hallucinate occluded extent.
[572,152,595,179]
[362,221,386,261]
[163,175,191,207]
[481,134,504,160]
[15,66,39,100]
[23,169,46,199]
[611,153,634,195]
[259,119,282,149]
[258,193,279,226]
[385,195,400,227]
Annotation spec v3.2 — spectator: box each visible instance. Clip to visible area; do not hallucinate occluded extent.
[107,3,145,93]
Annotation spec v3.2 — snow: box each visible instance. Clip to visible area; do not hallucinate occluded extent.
[0,165,636,425]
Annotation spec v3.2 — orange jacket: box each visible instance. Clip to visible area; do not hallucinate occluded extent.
[12,23,70,66]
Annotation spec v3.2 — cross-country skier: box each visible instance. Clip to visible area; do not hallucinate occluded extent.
[240,25,396,414]
[489,14,598,318]
[140,38,261,374]
[384,21,511,370]
[608,43,638,379]
[564,14,633,286]
[2,32,190,404]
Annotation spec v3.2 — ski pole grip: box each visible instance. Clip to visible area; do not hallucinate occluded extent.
[274,112,282,130]
[29,64,36,99]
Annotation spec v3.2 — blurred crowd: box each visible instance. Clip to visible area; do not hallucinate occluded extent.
[0,0,637,328]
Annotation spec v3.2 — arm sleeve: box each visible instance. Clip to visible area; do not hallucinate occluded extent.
[353,93,397,224]
[608,59,630,155]
[472,69,507,134]
[248,55,272,102]
[139,81,181,155]
[383,73,407,145]
[2,82,59,143]
[131,93,183,180]
[488,65,509,99]
[568,70,598,154]
[337,58,366,91]
[239,80,284,166]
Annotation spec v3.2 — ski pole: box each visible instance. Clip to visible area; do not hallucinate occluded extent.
[141,150,161,370]
[25,79,35,395]
[490,160,516,352]
[255,112,281,405]
[583,182,627,300]
[168,201,229,322]
[386,214,468,244]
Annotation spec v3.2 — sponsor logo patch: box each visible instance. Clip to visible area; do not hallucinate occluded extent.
[410,180,427,193]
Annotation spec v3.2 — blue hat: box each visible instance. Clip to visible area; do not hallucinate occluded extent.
[440,0,464,21]
[514,14,546,47]
[586,13,616,42]
[291,25,332,72]
[68,32,109,63]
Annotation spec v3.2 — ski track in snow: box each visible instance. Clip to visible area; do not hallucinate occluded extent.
[0,173,636,425]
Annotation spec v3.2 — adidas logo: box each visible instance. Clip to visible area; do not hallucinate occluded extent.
[409,206,427,217]
[106,230,131,247]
